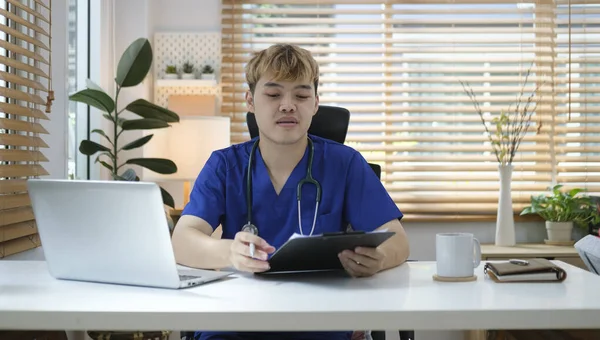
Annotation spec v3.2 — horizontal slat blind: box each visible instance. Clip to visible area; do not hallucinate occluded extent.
[554,0,600,196]
[0,0,51,258]
[222,0,599,219]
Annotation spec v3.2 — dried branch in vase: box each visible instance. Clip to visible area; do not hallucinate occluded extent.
[460,65,544,166]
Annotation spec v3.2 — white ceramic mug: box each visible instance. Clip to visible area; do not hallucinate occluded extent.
[436,233,481,278]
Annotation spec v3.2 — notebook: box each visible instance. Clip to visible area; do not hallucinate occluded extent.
[484,258,567,283]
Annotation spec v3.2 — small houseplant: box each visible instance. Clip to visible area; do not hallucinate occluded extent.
[201,64,215,80]
[520,185,600,242]
[164,65,178,79]
[69,37,179,209]
[182,61,195,79]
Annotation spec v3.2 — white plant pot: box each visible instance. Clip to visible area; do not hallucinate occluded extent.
[495,164,516,246]
[201,73,215,80]
[164,73,178,79]
[546,221,573,242]
[181,73,195,80]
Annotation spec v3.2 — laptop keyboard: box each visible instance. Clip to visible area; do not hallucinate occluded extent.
[179,274,202,281]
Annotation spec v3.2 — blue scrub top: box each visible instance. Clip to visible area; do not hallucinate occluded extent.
[183,134,403,248]
[182,134,403,340]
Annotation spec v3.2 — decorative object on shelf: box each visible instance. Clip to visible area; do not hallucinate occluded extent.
[68,37,180,209]
[164,64,178,79]
[201,64,215,80]
[153,32,221,108]
[461,64,544,246]
[182,61,195,79]
[521,185,600,243]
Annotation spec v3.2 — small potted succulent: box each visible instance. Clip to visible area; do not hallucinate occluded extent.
[521,185,600,242]
[182,61,195,80]
[201,64,215,80]
[164,65,178,79]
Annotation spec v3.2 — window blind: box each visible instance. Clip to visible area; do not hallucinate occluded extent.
[221,0,599,220]
[554,0,600,194]
[0,0,52,258]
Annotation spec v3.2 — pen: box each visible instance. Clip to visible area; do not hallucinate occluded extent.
[242,223,259,259]
[249,242,255,258]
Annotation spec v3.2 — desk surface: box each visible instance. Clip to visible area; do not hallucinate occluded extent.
[1,260,599,332]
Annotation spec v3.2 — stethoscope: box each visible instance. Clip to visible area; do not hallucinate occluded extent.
[242,136,322,238]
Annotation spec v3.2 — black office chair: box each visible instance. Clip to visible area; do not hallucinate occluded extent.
[247,106,414,340]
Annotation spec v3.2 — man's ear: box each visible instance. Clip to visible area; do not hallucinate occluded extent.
[313,94,320,116]
[245,91,255,113]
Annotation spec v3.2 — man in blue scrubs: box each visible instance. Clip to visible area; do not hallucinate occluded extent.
[172,44,410,340]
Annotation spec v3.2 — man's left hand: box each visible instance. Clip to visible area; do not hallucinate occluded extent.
[338,247,384,277]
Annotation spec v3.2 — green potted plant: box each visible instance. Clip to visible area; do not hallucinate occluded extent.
[182,61,195,79]
[520,184,600,242]
[69,37,179,209]
[164,64,178,79]
[201,64,215,80]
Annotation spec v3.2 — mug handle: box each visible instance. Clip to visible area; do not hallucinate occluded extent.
[473,237,481,268]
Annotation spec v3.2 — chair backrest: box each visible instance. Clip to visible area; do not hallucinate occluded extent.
[246,105,381,179]
[246,105,350,144]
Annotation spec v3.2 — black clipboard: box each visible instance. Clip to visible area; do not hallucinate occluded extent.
[259,230,396,274]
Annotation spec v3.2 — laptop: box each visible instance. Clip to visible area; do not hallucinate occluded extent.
[27,179,233,289]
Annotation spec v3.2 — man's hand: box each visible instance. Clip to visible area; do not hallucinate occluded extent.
[229,231,276,272]
[338,247,385,277]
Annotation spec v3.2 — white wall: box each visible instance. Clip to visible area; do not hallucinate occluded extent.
[151,0,222,34]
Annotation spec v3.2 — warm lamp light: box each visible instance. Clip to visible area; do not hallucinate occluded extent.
[142,116,230,208]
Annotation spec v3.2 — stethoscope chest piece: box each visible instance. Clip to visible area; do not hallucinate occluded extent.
[242,222,258,236]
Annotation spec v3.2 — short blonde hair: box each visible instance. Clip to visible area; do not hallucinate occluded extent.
[245,44,319,94]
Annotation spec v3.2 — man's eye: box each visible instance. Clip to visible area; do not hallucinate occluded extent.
[297,95,309,99]
[266,94,279,98]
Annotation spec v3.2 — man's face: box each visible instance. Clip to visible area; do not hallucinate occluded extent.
[246,73,319,146]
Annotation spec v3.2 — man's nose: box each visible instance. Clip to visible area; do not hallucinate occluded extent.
[279,95,296,112]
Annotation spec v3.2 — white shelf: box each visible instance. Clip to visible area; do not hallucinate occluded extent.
[155,79,218,87]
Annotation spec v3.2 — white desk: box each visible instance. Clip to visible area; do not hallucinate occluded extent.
[1,260,599,332]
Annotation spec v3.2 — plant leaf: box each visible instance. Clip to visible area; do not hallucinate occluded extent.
[103,114,115,123]
[79,140,111,156]
[69,89,115,113]
[86,79,107,93]
[117,117,127,127]
[569,188,584,197]
[121,134,153,151]
[160,186,175,209]
[116,38,153,87]
[126,158,177,174]
[125,99,180,122]
[121,118,170,130]
[98,160,113,171]
[91,129,112,143]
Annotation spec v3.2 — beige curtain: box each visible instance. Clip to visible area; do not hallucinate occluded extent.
[221,0,599,221]
[0,0,52,258]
